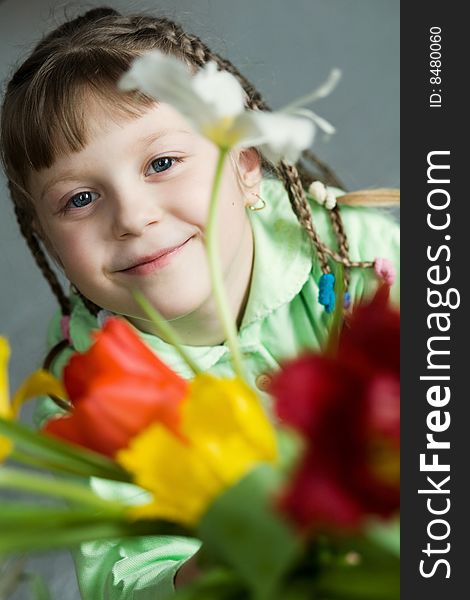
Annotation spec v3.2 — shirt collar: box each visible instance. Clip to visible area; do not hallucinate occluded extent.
[69,178,313,377]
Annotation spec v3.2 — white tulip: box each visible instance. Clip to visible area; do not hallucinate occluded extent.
[119,50,340,164]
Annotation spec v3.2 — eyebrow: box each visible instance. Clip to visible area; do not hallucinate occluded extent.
[40,128,192,200]
[136,129,191,147]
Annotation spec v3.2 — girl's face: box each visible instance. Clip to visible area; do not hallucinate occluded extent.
[30,101,261,329]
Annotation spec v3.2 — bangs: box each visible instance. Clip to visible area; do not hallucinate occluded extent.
[3,48,155,180]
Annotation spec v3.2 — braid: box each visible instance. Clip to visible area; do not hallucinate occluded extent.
[296,150,346,190]
[328,208,351,288]
[276,162,330,272]
[75,291,101,317]
[166,29,209,66]
[11,195,71,316]
[157,21,268,111]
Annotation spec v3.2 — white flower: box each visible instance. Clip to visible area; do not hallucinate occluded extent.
[248,111,316,165]
[119,50,340,164]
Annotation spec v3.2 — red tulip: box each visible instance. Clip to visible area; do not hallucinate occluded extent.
[271,284,400,531]
[43,318,188,457]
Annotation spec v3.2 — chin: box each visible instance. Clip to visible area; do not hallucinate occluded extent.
[132,290,212,323]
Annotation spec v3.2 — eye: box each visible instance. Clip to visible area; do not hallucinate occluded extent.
[146,156,181,176]
[66,191,99,210]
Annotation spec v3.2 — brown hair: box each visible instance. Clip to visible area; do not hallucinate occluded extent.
[1,7,392,325]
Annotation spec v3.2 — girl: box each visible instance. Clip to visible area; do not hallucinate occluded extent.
[0,7,399,599]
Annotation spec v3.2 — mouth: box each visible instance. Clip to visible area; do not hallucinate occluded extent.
[118,236,194,276]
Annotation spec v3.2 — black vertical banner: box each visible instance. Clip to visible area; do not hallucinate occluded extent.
[401,3,468,599]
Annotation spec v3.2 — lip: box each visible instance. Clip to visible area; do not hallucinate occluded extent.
[118,236,194,276]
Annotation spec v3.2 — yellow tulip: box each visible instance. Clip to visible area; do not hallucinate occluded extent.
[0,336,67,461]
[0,337,12,459]
[117,374,277,526]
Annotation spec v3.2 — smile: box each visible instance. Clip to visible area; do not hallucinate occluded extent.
[119,236,194,276]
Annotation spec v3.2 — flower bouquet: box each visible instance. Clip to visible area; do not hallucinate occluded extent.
[0,52,399,599]
[0,283,399,599]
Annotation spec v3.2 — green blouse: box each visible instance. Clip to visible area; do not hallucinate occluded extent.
[35,178,400,599]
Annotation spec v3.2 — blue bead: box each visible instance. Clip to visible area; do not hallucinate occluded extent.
[318,273,336,313]
[343,291,351,309]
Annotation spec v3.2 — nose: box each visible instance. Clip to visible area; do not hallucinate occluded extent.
[111,187,162,239]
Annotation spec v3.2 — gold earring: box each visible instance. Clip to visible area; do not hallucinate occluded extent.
[248,193,266,211]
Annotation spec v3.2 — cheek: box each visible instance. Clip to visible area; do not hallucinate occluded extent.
[218,167,247,226]
[167,173,215,227]
[169,150,245,225]
[33,215,69,266]
[216,175,250,266]
[41,222,96,271]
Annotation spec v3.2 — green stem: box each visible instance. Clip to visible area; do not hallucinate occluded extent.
[7,449,111,480]
[0,523,127,556]
[206,148,246,381]
[0,417,130,482]
[132,290,202,375]
[0,467,126,516]
[326,263,345,356]
[9,449,59,471]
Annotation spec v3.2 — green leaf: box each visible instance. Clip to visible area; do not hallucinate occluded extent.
[0,501,190,556]
[0,522,134,555]
[0,466,126,514]
[197,465,302,600]
[173,568,245,600]
[0,512,183,555]
[313,535,400,600]
[366,517,400,557]
[0,417,130,481]
[276,428,304,476]
[0,504,118,529]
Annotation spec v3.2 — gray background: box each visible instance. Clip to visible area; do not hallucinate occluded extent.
[0,1,399,598]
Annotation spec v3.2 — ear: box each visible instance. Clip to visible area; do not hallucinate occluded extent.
[233,148,262,206]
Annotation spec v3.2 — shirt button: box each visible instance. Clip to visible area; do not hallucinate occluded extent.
[255,373,273,392]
